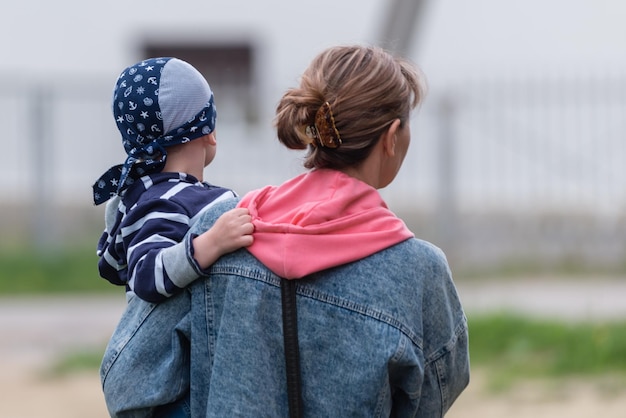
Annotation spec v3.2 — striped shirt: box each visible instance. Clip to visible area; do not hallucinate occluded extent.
[97,172,236,302]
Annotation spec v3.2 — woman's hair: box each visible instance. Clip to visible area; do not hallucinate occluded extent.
[275,45,426,170]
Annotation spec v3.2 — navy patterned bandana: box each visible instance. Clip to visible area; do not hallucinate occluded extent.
[92,57,217,205]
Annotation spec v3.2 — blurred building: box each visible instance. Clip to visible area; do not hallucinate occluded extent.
[2,0,626,271]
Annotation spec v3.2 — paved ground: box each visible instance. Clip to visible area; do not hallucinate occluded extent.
[1,277,626,417]
[456,275,626,320]
[4,276,625,366]
[0,295,125,418]
[0,295,126,369]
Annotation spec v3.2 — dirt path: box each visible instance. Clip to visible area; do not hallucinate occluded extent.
[447,371,626,418]
[4,365,626,418]
[2,278,626,417]
[1,364,108,418]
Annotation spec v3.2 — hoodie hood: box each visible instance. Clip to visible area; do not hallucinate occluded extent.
[237,169,414,279]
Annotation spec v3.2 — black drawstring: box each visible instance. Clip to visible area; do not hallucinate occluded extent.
[280,279,303,418]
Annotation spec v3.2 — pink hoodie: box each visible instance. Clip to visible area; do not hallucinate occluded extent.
[237,169,414,279]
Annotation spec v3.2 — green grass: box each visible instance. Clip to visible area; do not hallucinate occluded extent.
[4,246,626,390]
[456,256,626,280]
[0,246,116,294]
[44,312,626,391]
[469,313,626,390]
[2,242,621,294]
[45,350,105,377]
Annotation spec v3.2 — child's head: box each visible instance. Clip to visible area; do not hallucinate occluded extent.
[93,57,217,205]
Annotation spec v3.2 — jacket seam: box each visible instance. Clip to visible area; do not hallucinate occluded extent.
[100,299,158,385]
[208,264,424,349]
[424,317,467,366]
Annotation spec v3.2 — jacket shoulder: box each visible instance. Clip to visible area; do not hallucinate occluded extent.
[188,197,240,234]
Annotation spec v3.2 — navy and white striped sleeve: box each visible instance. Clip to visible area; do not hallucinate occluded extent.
[119,190,237,302]
[121,197,191,301]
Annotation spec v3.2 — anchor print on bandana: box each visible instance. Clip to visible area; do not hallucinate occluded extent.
[92,58,217,205]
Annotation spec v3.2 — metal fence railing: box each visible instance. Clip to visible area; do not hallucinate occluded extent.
[388,75,626,269]
[3,75,626,269]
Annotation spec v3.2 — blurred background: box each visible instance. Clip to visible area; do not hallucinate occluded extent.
[1,0,626,417]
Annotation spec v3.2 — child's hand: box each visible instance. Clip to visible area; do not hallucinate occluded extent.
[192,208,254,269]
[210,207,254,253]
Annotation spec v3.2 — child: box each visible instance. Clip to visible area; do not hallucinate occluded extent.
[94,57,252,417]
[93,57,253,303]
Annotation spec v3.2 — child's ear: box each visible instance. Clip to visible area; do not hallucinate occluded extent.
[204,133,217,145]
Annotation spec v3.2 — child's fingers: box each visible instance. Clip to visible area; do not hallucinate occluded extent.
[229,207,251,217]
[241,221,255,235]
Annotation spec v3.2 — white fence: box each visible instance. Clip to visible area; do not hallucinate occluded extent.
[3,75,626,270]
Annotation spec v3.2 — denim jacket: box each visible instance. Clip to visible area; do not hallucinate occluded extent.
[100,199,469,417]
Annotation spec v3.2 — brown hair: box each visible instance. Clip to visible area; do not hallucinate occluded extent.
[274,45,425,169]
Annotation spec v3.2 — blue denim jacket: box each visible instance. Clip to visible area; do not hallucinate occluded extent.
[100,199,469,417]
[100,289,192,417]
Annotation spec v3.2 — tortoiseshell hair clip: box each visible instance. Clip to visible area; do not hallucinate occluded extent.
[305,101,342,148]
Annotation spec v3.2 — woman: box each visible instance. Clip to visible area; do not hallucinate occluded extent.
[186,45,469,417]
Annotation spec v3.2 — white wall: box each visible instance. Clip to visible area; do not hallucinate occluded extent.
[3,0,626,207]
[6,1,626,94]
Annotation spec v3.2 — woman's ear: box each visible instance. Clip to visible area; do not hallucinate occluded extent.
[382,119,402,157]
